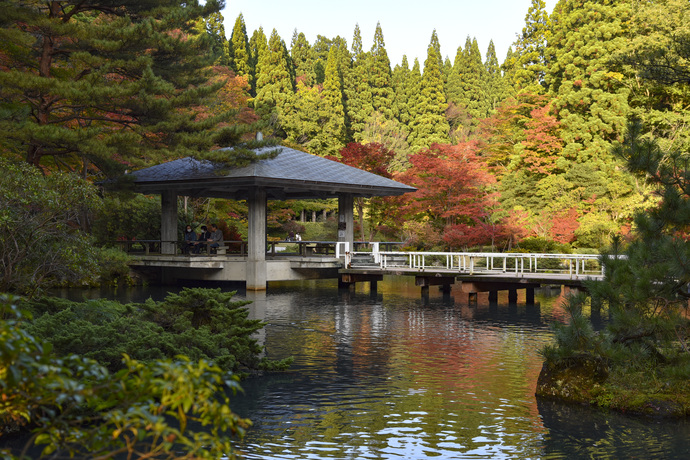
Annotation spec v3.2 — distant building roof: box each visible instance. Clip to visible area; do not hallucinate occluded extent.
[129,146,416,200]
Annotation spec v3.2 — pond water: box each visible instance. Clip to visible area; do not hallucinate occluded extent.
[54,278,690,459]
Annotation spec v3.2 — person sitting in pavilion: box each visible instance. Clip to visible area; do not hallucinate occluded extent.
[182,224,196,254]
[193,225,211,254]
[207,223,224,254]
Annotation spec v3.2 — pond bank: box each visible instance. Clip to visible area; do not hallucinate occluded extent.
[536,355,690,418]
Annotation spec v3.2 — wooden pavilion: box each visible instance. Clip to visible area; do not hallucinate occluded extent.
[128,145,415,290]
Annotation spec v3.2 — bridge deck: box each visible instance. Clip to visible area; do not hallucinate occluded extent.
[340,266,602,287]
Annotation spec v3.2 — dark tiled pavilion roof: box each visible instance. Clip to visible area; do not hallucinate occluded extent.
[129,146,416,200]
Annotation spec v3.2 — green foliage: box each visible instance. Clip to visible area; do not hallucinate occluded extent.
[541,120,690,407]
[290,30,317,86]
[545,0,633,164]
[23,288,292,376]
[0,294,249,459]
[369,23,395,122]
[254,29,294,134]
[0,0,229,177]
[343,24,374,141]
[230,13,252,79]
[282,45,346,156]
[515,236,571,254]
[248,27,268,96]
[95,247,134,285]
[203,11,231,66]
[407,31,450,151]
[617,0,690,86]
[540,294,603,363]
[512,0,550,94]
[0,158,101,296]
[92,194,161,244]
[196,141,281,170]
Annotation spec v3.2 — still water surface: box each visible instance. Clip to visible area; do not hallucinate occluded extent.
[59,278,690,459]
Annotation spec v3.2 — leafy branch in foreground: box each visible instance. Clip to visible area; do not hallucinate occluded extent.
[0,294,249,459]
[195,139,282,171]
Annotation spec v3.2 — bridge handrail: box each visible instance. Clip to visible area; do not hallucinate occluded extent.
[346,248,622,278]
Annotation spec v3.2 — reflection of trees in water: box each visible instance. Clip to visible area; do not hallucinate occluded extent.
[233,284,560,457]
[537,398,690,458]
[188,280,684,459]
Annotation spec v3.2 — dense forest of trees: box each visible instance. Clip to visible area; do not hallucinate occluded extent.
[206,0,688,250]
[2,0,690,452]
[2,0,689,262]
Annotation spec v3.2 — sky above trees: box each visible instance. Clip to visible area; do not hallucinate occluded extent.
[223,0,558,67]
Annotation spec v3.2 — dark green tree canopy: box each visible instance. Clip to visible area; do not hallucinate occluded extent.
[0,0,228,178]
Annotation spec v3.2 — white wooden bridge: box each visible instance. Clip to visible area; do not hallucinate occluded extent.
[336,243,608,302]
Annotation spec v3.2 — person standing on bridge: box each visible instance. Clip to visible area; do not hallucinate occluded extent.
[208,223,224,254]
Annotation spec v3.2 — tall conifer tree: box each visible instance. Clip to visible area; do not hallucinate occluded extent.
[204,11,230,66]
[501,46,518,97]
[443,57,453,89]
[407,59,423,123]
[248,27,268,96]
[484,40,504,112]
[408,31,450,151]
[392,56,412,126]
[343,24,373,141]
[448,37,487,137]
[513,0,550,94]
[290,31,316,86]
[254,29,294,134]
[369,23,395,121]
[545,0,633,163]
[230,14,251,75]
[465,38,489,119]
[282,47,346,156]
[321,47,347,155]
[446,45,465,106]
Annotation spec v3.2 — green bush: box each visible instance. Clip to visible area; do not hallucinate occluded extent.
[0,158,101,296]
[516,236,572,254]
[23,288,292,376]
[96,247,133,285]
[92,194,161,244]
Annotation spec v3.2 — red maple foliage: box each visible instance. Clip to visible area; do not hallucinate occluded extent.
[331,142,394,178]
[549,207,580,244]
[396,142,495,227]
[477,93,563,179]
[330,142,396,241]
[520,103,564,176]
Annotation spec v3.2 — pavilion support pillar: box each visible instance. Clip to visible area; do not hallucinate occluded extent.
[161,190,177,255]
[338,193,354,251]
[247,187,267,291]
